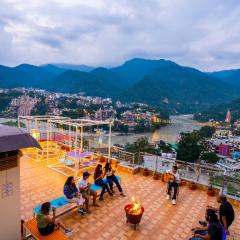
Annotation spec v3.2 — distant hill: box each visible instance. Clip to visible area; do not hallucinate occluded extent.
[111,58,175,88]
[46,69,120,97]
[194,98,240,122]
[51,63,95,72]
[1,58,240,113]
[121,62,240,113]
[209,69,240,86]
[0,64,64,88]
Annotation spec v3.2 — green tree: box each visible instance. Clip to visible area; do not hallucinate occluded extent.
[201,152,219,164]
[125,137,154,154]
[198,126,216,138]
[177,132,203,162]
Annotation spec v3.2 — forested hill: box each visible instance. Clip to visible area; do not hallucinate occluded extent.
[194,98,240,122]
[1,58,240,113]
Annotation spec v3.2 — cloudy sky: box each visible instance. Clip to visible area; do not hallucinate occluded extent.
[0,0,240,71]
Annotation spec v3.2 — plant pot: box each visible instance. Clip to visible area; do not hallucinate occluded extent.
[99,157,106,163]
[189,182,197,190]
[153,174,159,180]
[143,170,149,176]
[180,180,187,186]
[207,188,215,197]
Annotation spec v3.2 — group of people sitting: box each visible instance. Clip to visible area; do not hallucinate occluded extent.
[37,160,125,236]
[190,195,235,240]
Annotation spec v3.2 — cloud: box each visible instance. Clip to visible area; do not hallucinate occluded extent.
[0,0,240,70]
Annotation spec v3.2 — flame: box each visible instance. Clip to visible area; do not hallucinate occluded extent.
[128,196,142,215]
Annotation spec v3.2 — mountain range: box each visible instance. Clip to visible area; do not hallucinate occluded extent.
[0,58,240,113]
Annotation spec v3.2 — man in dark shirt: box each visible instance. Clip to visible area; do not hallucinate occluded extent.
[218,195,235,235]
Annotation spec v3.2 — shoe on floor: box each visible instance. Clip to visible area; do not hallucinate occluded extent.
[172,199,176,205]
[99,197,104,201]
[78,208,85,215]
[64,228,73,236]
[166,194,170,200]
[120,193,126,197]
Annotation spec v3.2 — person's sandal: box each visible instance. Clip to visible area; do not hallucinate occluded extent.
[120,193,126,197]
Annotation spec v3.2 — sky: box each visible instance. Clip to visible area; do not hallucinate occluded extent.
[0,0,240,71]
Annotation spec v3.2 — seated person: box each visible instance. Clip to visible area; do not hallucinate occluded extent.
[78,171,100,212]
[63,176,86,215]
[37,202,72,236]
[104,161,126,197]
[94,164,113,201]
[206,195,235,235]
[190,208,223,240]
[166,165,180,205]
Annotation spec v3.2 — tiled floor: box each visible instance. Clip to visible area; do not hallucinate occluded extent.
[20,157,240,240]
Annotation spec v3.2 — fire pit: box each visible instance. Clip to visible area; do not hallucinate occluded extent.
[124,197,144,230]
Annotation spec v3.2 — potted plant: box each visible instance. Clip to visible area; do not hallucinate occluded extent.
[153,172,159,180]
[189,182,197,190]
[207,186,215,196]
[180,179,187,186]
[99,156,106,163]
[143,168,149,176]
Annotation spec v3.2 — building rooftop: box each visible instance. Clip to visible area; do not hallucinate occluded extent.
[20,157,240,240]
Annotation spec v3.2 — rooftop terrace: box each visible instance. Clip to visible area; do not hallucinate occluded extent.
[21,157,240,240]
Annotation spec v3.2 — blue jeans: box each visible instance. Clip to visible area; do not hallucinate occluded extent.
[95,179,111,198]
[107,175,122,192]
[189,229,207,240]
[167,182,178,200]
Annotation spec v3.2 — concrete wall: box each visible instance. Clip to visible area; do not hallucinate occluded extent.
[0,156,21,240]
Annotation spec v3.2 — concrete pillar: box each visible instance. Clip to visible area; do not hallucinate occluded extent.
[0,152,21,240]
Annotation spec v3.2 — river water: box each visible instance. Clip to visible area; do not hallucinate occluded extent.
[107,115,201,145]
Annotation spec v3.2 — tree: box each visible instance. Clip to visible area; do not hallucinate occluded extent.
[125,137,154,154]
[158,140,172,153]
[201,152,219,164]
[198,126,216,138]
[177,132,203,162]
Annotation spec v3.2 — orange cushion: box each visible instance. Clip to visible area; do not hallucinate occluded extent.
[24,219,68,240]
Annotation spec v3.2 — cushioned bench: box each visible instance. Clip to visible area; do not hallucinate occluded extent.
[23,218,68,240]
[33,176,122,217]
[33,196,76,217]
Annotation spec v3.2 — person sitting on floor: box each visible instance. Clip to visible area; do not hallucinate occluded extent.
[190,208,223,240]
[37,202,72,236]
[166,165,180,205]
[206,195,235,235]
[104,161,126,197]
[78,171,100,212]
[63,176,86,215]
[94,164,113,201]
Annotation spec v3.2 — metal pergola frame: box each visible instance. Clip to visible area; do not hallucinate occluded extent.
[46,118,113,178]
[18,115,70,162]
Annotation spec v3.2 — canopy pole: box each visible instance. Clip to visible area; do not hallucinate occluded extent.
[74,125,78,179]
[108,121,112,162]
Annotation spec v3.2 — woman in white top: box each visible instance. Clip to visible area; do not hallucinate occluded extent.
[104,161,126,197]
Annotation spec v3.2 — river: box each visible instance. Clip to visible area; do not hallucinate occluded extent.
[106,115,201,145]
